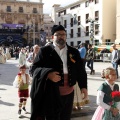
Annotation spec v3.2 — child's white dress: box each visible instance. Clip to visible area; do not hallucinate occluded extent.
[73,82,89,110]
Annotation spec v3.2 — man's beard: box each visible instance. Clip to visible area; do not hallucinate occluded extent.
[55,39,66,48]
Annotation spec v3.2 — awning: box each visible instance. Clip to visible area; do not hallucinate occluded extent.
[94,45,113,52]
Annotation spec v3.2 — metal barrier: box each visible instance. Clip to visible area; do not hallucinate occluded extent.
[94,53,112,62]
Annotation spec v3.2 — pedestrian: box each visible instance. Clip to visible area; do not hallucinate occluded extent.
[73,82,89,110]
[5,47,11,60]
[14,47,19,60]
[13,64,32,118]
[0,47,6,64]
[73,43,88,110]
[27,44,40,64]
[18,48,27,66]
[30,25,88,120]
[111,44,120,79]
[92,67,120,120]
[27,44,40,75]
[78,42,86,70]
[9,47,14,58]
[86,44,95,75]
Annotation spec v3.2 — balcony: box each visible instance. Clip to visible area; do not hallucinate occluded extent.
[95,29,99,35]
[70,23,73,27]
[33,10,37,14]
[19,9,23,13]
[6,9,11,12]
[85,31,89,36]
[78,21,81,25]
[95,16,99,21]
[69,33,73,38]
[77,32,81,37]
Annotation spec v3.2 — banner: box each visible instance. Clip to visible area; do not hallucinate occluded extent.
[40,31,46,46]
[0,33,23,45]
[2,24,24,28]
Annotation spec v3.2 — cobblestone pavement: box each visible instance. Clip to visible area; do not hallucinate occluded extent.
[0,59,120,120]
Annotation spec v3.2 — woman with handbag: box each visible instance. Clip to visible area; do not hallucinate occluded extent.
[86,44,95,75]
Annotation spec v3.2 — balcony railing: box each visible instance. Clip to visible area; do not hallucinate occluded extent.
[6,9,11,12]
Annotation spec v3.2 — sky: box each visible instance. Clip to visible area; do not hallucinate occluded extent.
[17,0,79,14]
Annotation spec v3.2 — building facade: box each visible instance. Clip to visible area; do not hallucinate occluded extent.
[43,14,54,42]
[115,0,120,44]
[51,0,116,47]
[0,0,44,46]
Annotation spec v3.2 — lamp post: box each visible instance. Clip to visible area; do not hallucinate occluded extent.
[32,18,35,45]
[89,19,95,45]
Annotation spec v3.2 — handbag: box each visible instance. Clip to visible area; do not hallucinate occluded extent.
[116,58,120,65]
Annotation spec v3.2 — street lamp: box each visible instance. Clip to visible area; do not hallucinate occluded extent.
[88,19,95,45]
[32,18,35,45]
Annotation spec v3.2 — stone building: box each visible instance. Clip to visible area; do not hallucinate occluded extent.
[43,14,54,42]
[0,0,44,46]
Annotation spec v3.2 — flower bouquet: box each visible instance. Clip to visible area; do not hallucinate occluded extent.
[111,91,120,114]
[18,73,24,88]
[102,91,120,120]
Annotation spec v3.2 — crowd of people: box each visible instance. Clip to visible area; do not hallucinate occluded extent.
[1,24,120,120]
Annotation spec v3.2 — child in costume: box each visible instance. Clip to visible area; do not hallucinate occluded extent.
[73,82,89,110]
[92,67,120,120]
[13,64,31,118]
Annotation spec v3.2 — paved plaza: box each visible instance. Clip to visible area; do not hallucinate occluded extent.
[0,58,120,120]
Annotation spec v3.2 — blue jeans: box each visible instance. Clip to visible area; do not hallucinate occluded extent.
[112,62,118,78]
[87,59,94,71]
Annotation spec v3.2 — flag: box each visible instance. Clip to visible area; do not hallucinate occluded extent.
[73,14,78,25]
[40,30,46,46]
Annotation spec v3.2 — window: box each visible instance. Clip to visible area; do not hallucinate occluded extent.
[85,1,89,7]
[58,12,60,17]
[70,41,74,46]
[64,10,66,15]
[95,11,99,21]
[95,24,99,35]
[19,7,23,13]
[58,10,66,17]
[33,8,37,13]
[35,24,38,32]
[105,39,111,45]
[94,39,99,46]
[77,28,81,37]
[86,26,89,36]
[7,6,11,12]
[86,14,89,23]
[70,18,73,27]
[59,22,61,25]
[64,20,67,28]
[70,29,73,38]
[70,4,80,10]
[77,41,81,46]
[78,16,81,25]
